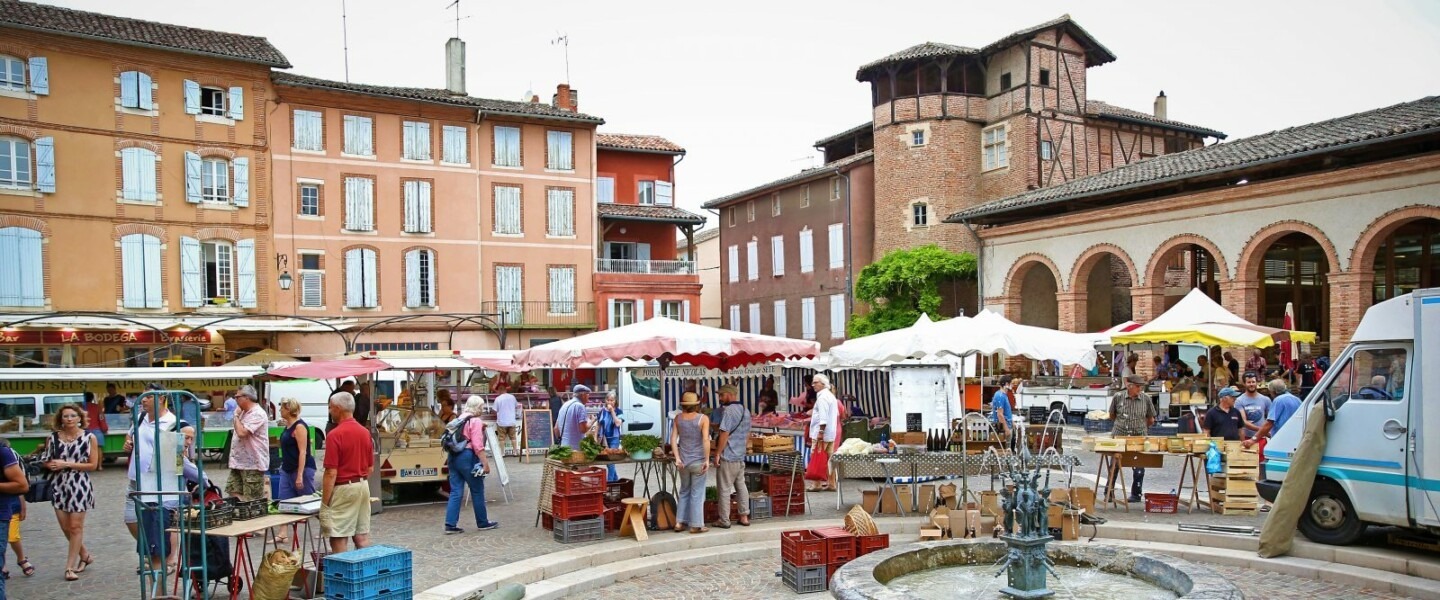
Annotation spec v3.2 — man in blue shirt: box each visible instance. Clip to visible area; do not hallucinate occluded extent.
[0,440,30,599]
[991,375,1015,444]
[1246,379,1302,448]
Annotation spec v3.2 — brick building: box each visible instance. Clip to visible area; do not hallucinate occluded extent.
[677,227,721,329]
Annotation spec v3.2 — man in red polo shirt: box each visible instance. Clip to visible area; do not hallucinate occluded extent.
[320,391,375,553]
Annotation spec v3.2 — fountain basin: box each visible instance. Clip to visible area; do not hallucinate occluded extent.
[830,540,1244,600]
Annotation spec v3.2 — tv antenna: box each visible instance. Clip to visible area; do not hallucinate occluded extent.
[789,155,817,169]
[341,0,351,82]
[552,33,570,84]
[445,0,471,37]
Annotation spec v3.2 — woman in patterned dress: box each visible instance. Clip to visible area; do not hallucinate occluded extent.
[43,404,99,581]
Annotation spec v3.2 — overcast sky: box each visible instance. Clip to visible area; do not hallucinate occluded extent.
[45,0,1440,224]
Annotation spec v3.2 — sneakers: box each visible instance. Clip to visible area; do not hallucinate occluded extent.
[476,521,499,531]
[444,525,464,535]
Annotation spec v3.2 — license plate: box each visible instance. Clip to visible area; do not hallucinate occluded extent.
[399,468,438,478]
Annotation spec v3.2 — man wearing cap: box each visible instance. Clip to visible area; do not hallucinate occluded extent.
[1108,375,1157,503]
[554,385,591,451]
[1205,387,1248,441]
[712,384,751,527]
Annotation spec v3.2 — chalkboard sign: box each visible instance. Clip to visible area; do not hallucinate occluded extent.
[522,409,554,454]
[906,412,923,433]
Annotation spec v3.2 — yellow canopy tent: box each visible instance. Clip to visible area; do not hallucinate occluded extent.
[1110,289,1317,348]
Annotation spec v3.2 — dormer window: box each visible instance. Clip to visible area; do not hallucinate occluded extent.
[999,73,1012,92]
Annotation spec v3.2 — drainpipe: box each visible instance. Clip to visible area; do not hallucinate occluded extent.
[833,168,854,318]
[960,219,983,313]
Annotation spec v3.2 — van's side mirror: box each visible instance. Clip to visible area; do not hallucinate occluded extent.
[1319,393,1336,422]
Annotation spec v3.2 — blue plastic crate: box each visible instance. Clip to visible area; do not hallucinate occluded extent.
[323,570,412,600]
[322,545,412,582]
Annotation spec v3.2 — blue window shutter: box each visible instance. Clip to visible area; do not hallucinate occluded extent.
[142,235,162,308]
[184,151,201,203]
[232,157,250,207]
[27,57,47,95]
[119,71,139,108]
[140,149,157,201]
[183,80,200,115]
[0,228,44,307]
[120,234,144,308]
[120,148,140,200]
[228,86,244,120]
[138,72,153,110]
[637,243,651,262]
[236,238,256,308]
[180,236,203,307]
[34,137,55,193]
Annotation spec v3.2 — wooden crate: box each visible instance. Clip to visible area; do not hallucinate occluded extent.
[1094,439,1126,452]
[1216,501,1259,516]
[1225,465,1259,480]
[1225,479,1259,498]
[1226,449,1259,466]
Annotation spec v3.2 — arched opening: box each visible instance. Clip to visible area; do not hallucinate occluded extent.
[1154,243,1222,310]
[1372,218,1440,303]
[1258,232,1329,335]
[1083,253,1133,331]
[1018,264,1059,329]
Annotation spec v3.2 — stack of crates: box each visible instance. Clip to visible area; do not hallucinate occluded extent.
[780,530,828,593]
[1214,446,1260,515]
[812,527,856,584]
[552,467,607,543]
[749,492,772,520]
[856,532,890,557]
[323,545,412,600]
[765,473,805,517]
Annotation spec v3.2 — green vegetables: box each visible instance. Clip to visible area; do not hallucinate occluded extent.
[547,445,573,460]
[620,434,661,454]
[579,437,605,461]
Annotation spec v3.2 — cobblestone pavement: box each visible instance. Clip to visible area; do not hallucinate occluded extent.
[0,433,1421,598]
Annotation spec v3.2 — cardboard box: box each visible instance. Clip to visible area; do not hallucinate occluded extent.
[980,491,1002,518]
[862,489,880,514]
[897,486,913,512]
[1071,488,1096,513]
[919,527,944,541]
[1059,510,1081,541]
[879,488,900,515]
[963,509,981,538]
[979,515,996,536]
[1048,487,1070,504]
[918,484,936,511]
[1047,504,1063,529]
[932,514,951,537]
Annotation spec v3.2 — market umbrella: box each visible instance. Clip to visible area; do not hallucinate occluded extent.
[827,313,951,367]
[1280,302,1298,372]
[1110,288,1317,349]
[265,357,392,380]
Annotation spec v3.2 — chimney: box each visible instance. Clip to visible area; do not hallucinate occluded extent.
[1154,90,1167,120]
[445,38,466,95]
[551,83,578,113]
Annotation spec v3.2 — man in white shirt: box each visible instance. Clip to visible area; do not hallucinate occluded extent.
[807,374,839,492]
[494,385,519,456]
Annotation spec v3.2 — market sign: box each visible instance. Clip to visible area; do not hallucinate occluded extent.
[630,364,782,380]
[0,330,213,345]
[0,378,250,395]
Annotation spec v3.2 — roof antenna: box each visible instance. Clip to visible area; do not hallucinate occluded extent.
[341,0,351,82]
[551,33,570,84]
[445,0,471,37]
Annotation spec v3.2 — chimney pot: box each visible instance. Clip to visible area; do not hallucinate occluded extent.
[552,83,578,112]
[1154,90,1168,120]
[445,38,466,95]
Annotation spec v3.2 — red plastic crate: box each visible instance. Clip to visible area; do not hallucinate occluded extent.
[555,467,607,496]
[602,506,623,532]
[1144,493,1179,514]
[764,473,802,496]
[773,498,807,517]
[780,530,827,566]
[812,527,857,564]
[827,561,843,584]
[857,533,890,556]
[551,492,605,520]
[541,513,554,530]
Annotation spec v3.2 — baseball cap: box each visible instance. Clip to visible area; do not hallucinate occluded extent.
[1217,387,1242,398]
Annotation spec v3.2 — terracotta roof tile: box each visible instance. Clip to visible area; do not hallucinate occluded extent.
[857,15,1115,79]
[271,72,604,123]
[597,133,685,154]
[596,203,705,225]
[1088,100,1226,139]
[814,122,873,148]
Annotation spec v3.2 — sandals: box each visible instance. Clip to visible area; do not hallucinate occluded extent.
[19,558,35,577]
[689,527,709,534]
[64,569,78,581]
[76,554,94,573]
[673,522,686,533]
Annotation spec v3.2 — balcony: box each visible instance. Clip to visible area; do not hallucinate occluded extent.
[595,258,696,275]
[480,301,596,329]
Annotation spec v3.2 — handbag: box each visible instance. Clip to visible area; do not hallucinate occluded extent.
[23,434,55,504]
[804,446,830,481]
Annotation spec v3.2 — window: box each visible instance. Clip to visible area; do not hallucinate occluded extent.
[801,186,810,208]
[495,265,523,324]
[293,109,323,151]
[344,247,378,308]
[0,227,44,307]
[1165,138,1188,154]
[999,72,1012,91]
[403,121,432,160]
[342,115,373,156]
[201,158,229,202]
[120,147,157,201]
[403,180,432,233]
[199,86,227,116]
[658,300,683,321]
[746,240,759,281]
[771,194,781,216]
[727,245,739,283]
[547,188,575,236]
[799,228,814,273]
[830,294,846,339]
[344,177,374,231]
[638,180,655,205]
[1040,140,1054,161]
[612,300,637,329]
[912,130,925,146]
[1326,348,1409,410]
[749,303,761,334]
[0,56,23,91]
[120,234,162,309]
[982,124,1009,170]
[800,297,816,340]
[493,126,521,167]
[913,202,929,227]
[441,125,468,164]
[597,177,615,203]
[728,305,741,331]
[773,300,787,337]
[546,130,573,170]
[184,81,240,120]
[746,200,755,222]
[202,240,234,302]
[179,237,253,307]
[831,177,841,201]
[405,248,436,308]
[299,183,320,216]
[299,253,323,308]
[727,206,735,227]
[828,223,844,270]
[1039,69,1050,86]
[0,138,31,188]
[771,235,785,277]
[494,186,522,234]
[549,266,576,314]
[119,71,153,110]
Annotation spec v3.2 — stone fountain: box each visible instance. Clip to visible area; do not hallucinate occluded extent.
[994,457,1059,598]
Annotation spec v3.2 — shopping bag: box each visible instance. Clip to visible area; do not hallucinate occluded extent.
[804,448,830,481]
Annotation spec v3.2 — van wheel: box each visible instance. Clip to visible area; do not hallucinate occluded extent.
[1298,480,1365,545]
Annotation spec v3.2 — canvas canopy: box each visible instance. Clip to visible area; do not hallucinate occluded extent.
[826,311,1098,369]
[1110,288,1317,348]
[513,316,819,370]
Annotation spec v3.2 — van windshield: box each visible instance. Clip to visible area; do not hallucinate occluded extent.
[1326,347,1407,410]
[630,372,661,400]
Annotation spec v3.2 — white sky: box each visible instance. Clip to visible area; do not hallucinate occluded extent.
[44,0,1440,224]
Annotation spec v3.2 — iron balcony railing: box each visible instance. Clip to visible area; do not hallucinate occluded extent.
[480,301,595,329]
[594,258,696,275]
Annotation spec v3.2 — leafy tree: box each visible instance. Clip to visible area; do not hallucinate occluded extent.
[849,244,976,338]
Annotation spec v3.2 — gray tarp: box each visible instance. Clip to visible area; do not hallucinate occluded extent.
[1258,401,1328,557]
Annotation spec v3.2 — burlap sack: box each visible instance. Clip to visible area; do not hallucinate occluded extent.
[252,549,301,600]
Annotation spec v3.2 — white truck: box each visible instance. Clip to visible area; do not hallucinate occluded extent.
[1259,287,1438,545]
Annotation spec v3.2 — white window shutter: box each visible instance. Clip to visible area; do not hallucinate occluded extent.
[360,117,373,155]
[27,57,48,95]
[637,243,651,262]
[682,300,691,323]
[746,241,758,281]
[749,303,760,334]
[402,122,414,157]
[142,235,161,308]
[345,249,362,307]
[799,229,814,273]
[771,235,785,276]
[232,157,249,207]
[139,149,157,201]
[301,272,322,307]
[184,151,202,203]
[343,116,357,154]
[120,71,139,108]
[773,300,787,337]
[403,182,418,232]
[831,294,846,339]
[405,249,421,307]
[121,234,144,308]
[655,181,673,206]
[236,238,256,308]
[34,137,54,193]
[228,86,244,120]
[632,298,643,321]
[607,299,617,328]
[183,80,200,114]
[829,224,844,269]
[138,72,153,110]
[597,177,614,203]
[180,236,203,307]
[727,245,738,283]
[652,299,661,320]
[418,181,432,232]
[362,249,378,307]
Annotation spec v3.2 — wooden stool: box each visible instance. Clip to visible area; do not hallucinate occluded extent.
[619,497,650,541]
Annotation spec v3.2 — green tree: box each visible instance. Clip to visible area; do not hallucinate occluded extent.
[849,245,976,338]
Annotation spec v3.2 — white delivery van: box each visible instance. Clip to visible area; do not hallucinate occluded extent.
[617,367,665,438]
[1260,287,1438,544]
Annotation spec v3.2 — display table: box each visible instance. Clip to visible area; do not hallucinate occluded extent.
[169,512,323,600]
[831,452,1082,511]
[535,457,678,526]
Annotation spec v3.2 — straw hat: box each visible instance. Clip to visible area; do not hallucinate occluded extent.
[680,392,701,406]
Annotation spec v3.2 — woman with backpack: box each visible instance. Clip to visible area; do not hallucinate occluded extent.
[442,396,499,535]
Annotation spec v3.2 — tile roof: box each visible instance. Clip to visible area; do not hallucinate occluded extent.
[1088,100,1226,139]
[947,96,1440,224]
[597,133,685,154]
[596,203,706,225]
[857,15,1115,79]
[814,122,874,148]
[678,227,720,248]
[701,150,875,209]
[0,0,290,67]
[271,72,605,123]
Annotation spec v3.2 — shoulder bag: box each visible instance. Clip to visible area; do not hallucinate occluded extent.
[23,433,56,503]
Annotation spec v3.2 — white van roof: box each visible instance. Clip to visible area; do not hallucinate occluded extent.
[1351,293,1414,343]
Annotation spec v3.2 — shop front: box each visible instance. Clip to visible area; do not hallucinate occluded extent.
[0,328,228,368]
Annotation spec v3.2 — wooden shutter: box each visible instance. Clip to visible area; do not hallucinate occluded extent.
[655,181,673,206]
[749,303,760,334]
[121,148,142,200]
[180,236,203,307]
[27,57,47,95]
[184,151,202,203]
[33,137,54,193]
[137,72,153,110]
[771,235,785,276]
[346,178,373,231]
[232,157,249,207]
[443,125,468,163]
[405,249,421,307]
[635,297,645,321]
[183,80,200,114]
[597,177,614,203]
[746,240,758,281]
[547,189,574,236]
[727,245,738,282]
[120,234,144,308]
[799,229,813,273]
[300,272,323,307]
[403,181,419,232]
[729,305,741,331]
[120,71,139,108]
[0,228,42,307]
[496,265,522,324]
[228,86,244,120]
[549,267,575,314]
[773,300,787,337]
[362,249,378,307]
[495,186,520,234]
[236,238,256,308]
[802,298,816,340]
[682,300,691,323]
[830,294,845,339]
[403,122,416,159]
[829,224,844,269]
[417,181,432,233]
[345,249,363,307]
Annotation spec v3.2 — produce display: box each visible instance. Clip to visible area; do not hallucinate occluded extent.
[548,445,574,460]
[620,434,661,454]
[752,412,810,429]
[579,437,605,461]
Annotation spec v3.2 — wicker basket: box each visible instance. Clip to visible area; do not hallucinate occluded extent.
[844,504,878,536]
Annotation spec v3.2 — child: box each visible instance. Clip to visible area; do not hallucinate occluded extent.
[2,499,33,579]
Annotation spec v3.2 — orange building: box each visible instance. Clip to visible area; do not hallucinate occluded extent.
[594,134,704,328]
